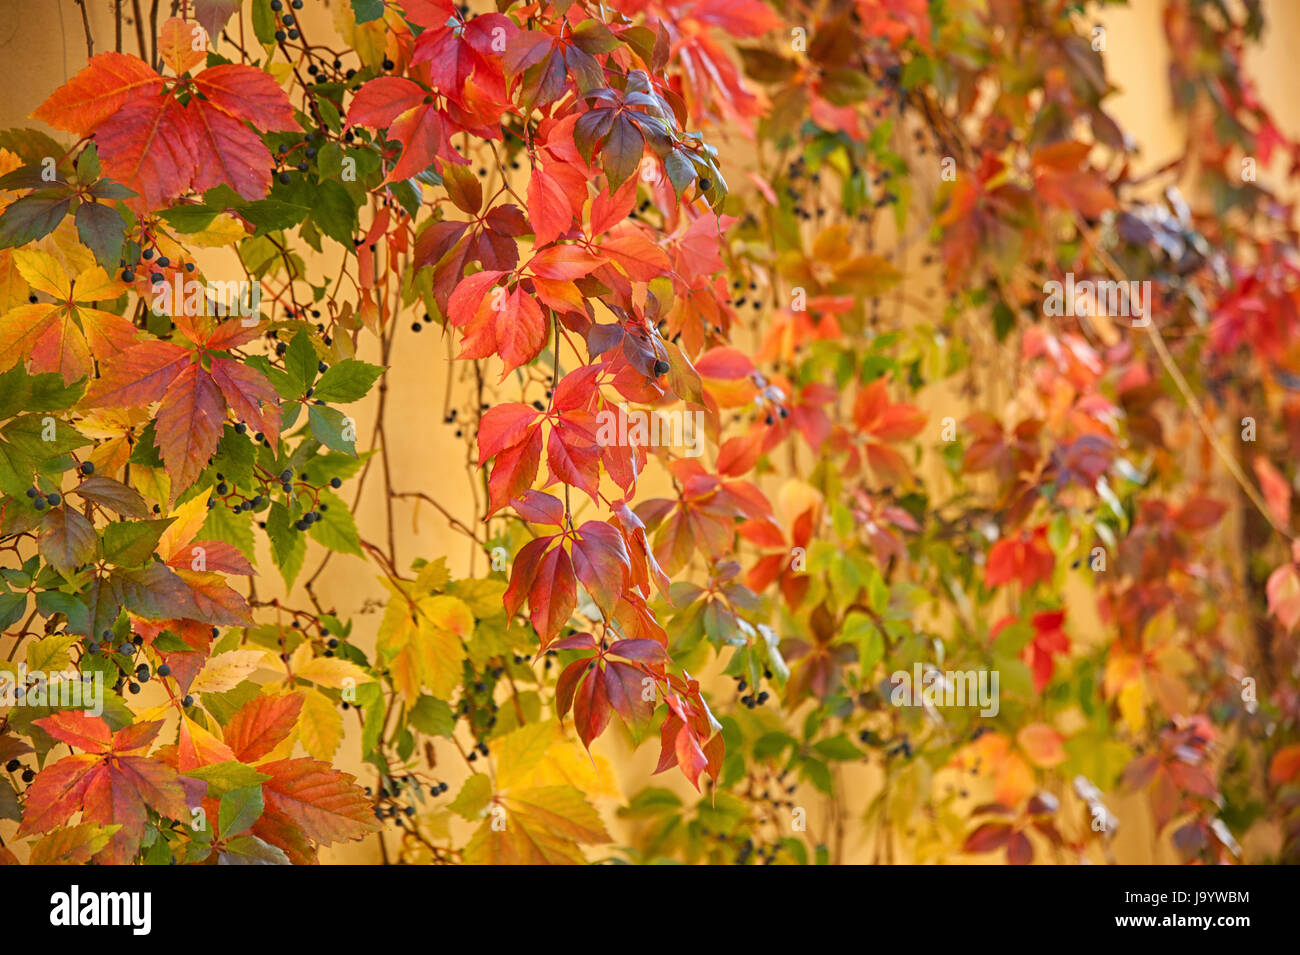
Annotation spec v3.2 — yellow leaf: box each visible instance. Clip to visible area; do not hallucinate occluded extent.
[1118,678,1148,734]
[185,213,249,248]
[333,0,391,67]
[26,634,76,671]
[449,773,494,819]
[777,479,821,527]
[462,786,610,865]
[13,249,68,297]
[294,654,371,690]
[298,687,343,761]
[1102,649,1141,699]
[994,752,1034,807]
[507,723,620,799]
[413,557,451,593]
[134,703,174,723]
[157,488,211,557]
[377,594,467,703]
[191,649,271,694]
[425,594,474,637]
[38,219,96,278]
[129,465,171,512]
[71,264,127,302]
[494,721,555,790]
[0,250,29,312]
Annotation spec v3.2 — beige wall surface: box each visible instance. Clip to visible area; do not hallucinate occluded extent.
[0,0,1297,864]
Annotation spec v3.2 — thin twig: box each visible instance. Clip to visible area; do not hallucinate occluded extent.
[73,0,94,56]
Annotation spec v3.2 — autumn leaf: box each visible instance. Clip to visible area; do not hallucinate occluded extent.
[81,319,278,491]
[223,692,305,763]
[463,785,610,865]
[0,250,136,383]
[18,713,187,864]
[257,758,380,846]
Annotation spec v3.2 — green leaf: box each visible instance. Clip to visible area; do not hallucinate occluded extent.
[241,199,308,234]
[34,591,87,635]
[219,833,290,864]
[159,204,219,233]
[266,502,306,588]
[285,330,318,392]
[308,490,362,556]
[840,611,884,673]
[309,180,360,247]
[250,0,277,45]
[74,201,126,270]
[184,761,273,798]
[202,501,256,562]
[449,773,493,819]
[812,733,862,762]
[219,784,265,838]
[311,359,383,403]
[408,695,454,737]
[0,592,25,629]
[100,518,173,567]
[0,194,71,248]
[307,404,357,455]
[351,0,386,23]
[26,633,77,671]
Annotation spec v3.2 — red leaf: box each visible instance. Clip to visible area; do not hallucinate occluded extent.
[963,822,1012,854]
[258,758,381,846]
[94,92,197,209]
[386,104,448,183]
[155,363,226,491]
[487,425,543,515]
[607,638,669,664]
[511,489,564,525]
[81,339,190,407]
[192,64,296,129]
[528,545,577,648]
[18,717,185,864]
[527,166,574,246]
[187,99,277,201]
[478,403,541,466]
[208,356,280,445]
[32,52,163,133]
[985,525,1055,590]
[570,520,630,613]
[546,412,600,501]
[223,693,305,763]
[573,662,611,749]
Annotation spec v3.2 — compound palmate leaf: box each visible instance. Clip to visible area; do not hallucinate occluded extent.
[17,714,187,865]
[463,786,610,865]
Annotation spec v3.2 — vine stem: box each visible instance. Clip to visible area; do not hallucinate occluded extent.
[1077,218,1294,541]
